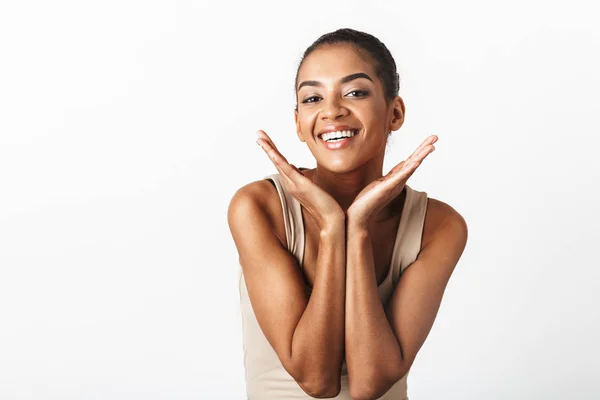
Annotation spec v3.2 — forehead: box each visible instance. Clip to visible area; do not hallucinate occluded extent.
[297,43,377,85]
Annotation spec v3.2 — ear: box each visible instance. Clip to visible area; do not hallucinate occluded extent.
[388,96,406,133]
[294,108,306,142]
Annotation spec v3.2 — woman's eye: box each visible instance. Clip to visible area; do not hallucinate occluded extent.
[347,90,369,97]
[303,96,321,104]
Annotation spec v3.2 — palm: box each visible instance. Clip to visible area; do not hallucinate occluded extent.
[351,177,392,215]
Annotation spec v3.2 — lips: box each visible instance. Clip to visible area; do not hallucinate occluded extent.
[317,124,360,138]
[317,130,360,150]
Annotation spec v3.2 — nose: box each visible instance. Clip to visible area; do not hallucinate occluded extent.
[320,95,348,121]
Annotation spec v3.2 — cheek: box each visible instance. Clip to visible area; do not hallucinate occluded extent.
[364,104,389,128]
[298,110,319,130]
[361,113,385,132]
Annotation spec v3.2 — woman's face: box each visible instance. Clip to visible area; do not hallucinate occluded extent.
[294,43,404,173]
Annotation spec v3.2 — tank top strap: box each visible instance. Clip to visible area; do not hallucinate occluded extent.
[264,173,306,267]
[390,185,429,285]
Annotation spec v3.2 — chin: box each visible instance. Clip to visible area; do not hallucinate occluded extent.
[317,157,365,174]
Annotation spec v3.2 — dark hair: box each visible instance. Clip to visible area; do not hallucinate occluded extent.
[294,28,400,109]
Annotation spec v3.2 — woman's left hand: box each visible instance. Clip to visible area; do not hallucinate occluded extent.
[346,135,438,228]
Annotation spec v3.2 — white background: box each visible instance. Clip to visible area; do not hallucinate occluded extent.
[1,1,599,399]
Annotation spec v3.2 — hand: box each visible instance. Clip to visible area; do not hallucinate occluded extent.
[256,130,345,231]
[347,135,438,228]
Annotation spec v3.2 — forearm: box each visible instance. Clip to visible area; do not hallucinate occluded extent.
[345,223,403,390]
[290,220,346,392]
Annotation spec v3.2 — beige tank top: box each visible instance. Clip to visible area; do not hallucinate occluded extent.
[238,173,429,400]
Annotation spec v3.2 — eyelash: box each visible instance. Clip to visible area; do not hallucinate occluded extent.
[302,90,369,104]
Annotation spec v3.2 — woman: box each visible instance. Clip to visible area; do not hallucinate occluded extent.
[228,28,468,400]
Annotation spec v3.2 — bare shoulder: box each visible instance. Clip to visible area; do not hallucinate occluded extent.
[421,197,469,251]
[227,178,286,247]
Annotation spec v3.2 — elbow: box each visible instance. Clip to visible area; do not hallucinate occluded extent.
[286,353,343,398]
[349,366,407,400]
[349,384,385,400]
[293,365,342,398]
[297,377,341,398]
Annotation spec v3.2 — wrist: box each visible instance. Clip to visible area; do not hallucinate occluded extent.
[346,214,370,233]
[319,215,346,237]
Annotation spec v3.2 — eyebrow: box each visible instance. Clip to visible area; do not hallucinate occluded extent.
[297,72,374,91]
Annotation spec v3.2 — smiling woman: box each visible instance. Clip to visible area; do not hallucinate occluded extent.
[228,28,468,400]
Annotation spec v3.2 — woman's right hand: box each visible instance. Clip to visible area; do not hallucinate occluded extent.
[256,130,345,231]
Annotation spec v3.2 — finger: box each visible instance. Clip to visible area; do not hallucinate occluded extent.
[388,136,436,174]
[408,143,436,171]
[408,136,435,159]
[257,137,284,164]
[388,160,406,175]
[256,131,296,169]
[389,160,421,186]
[256,130,281,152]
[410,143,435,163]
[257,138,296,185]
[387,143,435,184]
[413,143,436,163]
[256,131,291,166]
[256,134,308,186]
[406,135,438,164]
[405,138,437,169]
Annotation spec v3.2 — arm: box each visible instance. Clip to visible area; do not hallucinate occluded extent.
[344,219,403,399]
[345,199,468,400]
[228,182,346,398]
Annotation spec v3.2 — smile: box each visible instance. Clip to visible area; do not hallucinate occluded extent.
[317,129,360,150]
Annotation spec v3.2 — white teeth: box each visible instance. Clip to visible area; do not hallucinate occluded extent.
[320,130,358,142]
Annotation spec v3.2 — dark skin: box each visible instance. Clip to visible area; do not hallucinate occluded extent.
[298,167,407,288]
[229,43,468,399]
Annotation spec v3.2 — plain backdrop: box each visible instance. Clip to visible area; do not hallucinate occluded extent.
[1,1,599,399]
